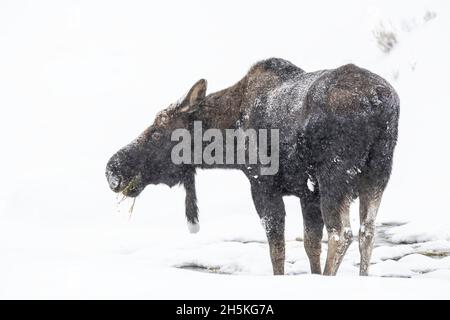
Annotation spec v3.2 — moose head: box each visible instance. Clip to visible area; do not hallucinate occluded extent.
[105,79,207,232]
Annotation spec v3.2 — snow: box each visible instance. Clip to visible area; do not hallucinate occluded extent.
[386,222,450,244]
[419,269,450,281]
[397,254,440,273]
[371,244,417,263]
[370,260,416,278]
[307,179,315,192]
[1,0,450,299]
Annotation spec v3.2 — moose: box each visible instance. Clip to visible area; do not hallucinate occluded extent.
[106,58,399,276]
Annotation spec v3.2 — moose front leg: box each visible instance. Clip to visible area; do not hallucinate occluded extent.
[300,183,324,275]
[250,183,286,275]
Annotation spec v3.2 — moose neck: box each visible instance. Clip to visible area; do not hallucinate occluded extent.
[194,78,246,131]
[181,78,247,229]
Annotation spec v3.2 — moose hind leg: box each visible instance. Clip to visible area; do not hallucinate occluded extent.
[358,131,393,276]
[300,185,324,274]
[359,190,382,276]
[320,186,353,276]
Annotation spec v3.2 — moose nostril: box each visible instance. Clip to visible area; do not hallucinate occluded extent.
[107,172,121,191]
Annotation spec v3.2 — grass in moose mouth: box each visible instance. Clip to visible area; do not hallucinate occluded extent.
[117,177,138,218]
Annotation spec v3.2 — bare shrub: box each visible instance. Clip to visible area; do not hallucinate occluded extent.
[424,10,437,23]
[373,22,398,54]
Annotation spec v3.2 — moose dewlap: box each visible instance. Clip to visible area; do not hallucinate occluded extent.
[105,58,399,276]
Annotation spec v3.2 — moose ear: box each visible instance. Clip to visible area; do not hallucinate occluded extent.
[187,79,207,105]
[179,79,207,113]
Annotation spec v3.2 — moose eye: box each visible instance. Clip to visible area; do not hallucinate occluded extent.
[152,131,162,141]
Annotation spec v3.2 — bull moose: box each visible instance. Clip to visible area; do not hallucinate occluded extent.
[106,58,399,276]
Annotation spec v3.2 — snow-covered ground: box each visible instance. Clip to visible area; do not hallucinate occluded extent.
[1,0,450,299]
